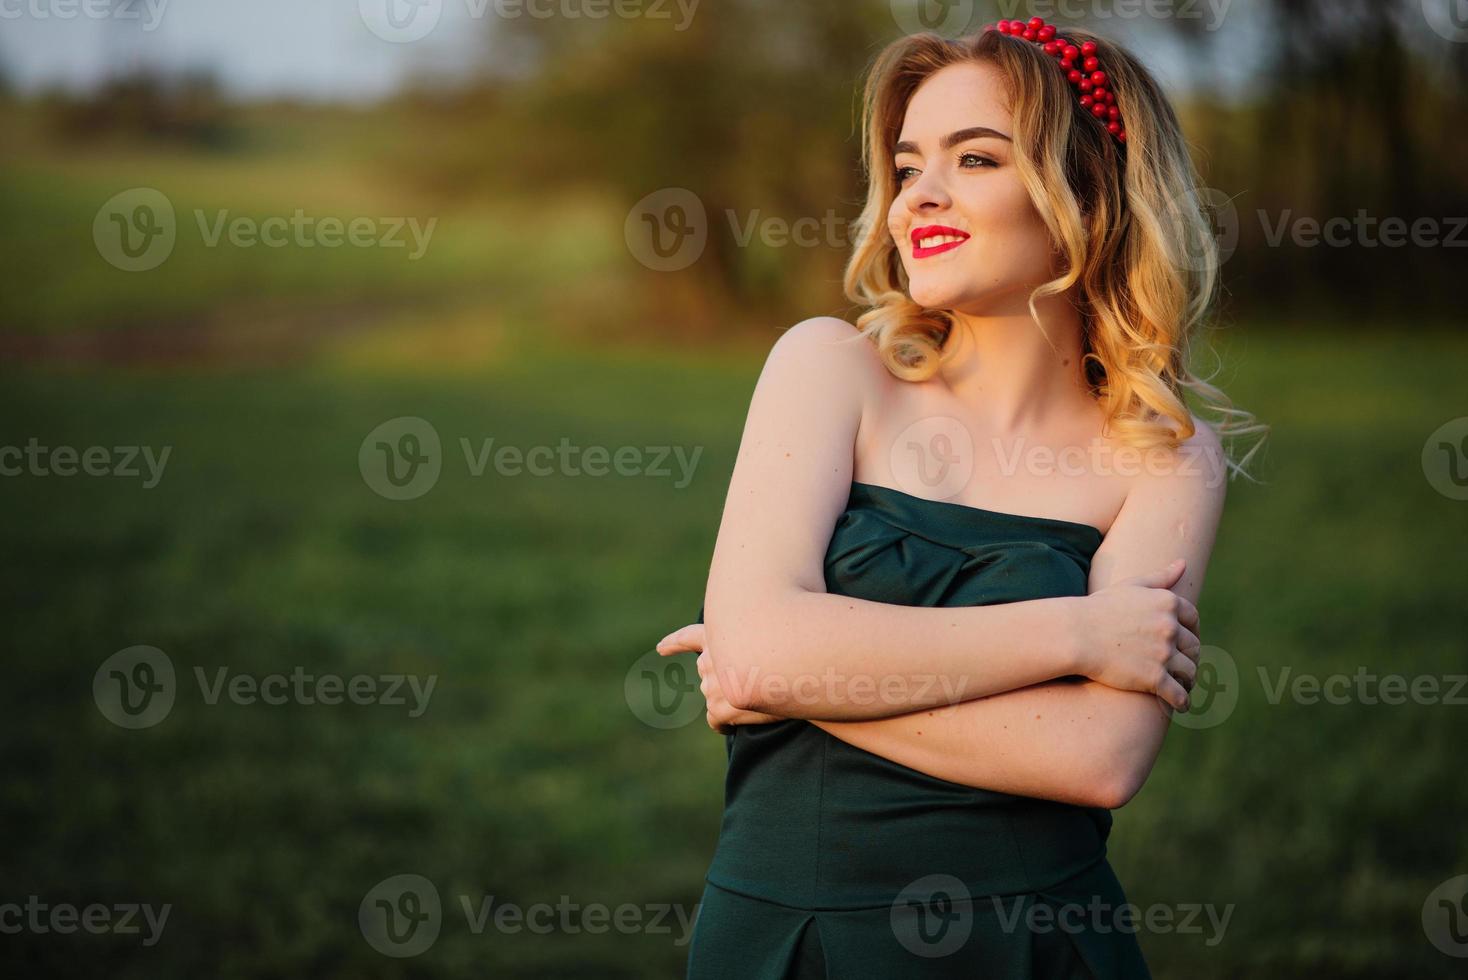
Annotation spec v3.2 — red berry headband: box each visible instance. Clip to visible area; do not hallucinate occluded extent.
[985,17,1126,145]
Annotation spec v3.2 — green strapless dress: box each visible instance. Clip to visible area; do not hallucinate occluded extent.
[684,481,1152,979]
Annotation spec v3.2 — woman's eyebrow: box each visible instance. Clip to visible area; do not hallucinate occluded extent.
[893,126,1012,155]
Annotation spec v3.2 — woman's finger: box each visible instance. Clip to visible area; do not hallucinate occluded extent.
[1157,674,1190,713]
[656,623,707,655]
[1175,625,1201,661]
[1166,651,1197,692]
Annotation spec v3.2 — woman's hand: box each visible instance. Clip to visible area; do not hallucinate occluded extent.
[1073,558,1202,712]
[656,624,785,733]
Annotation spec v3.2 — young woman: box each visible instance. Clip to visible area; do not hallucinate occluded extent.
[657,20,1265,979]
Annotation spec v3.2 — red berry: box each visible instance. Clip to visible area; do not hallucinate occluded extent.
[1092,103,1108,118]
[1117,131,1127,142]
[1091,71,1107,86]
[1108,106,1121,120]
[1084,56,1100,71]
[1038,25,1056,41]
[1080,94,1094,107]
[1043,41,1060,55]
[1022,28,1036,40]
[1081,41,1098,56]
[1063,44,1079,60]
[1028,16,1044,29]
[1107,121,1122,134]
[1068,69,1083,83]
[1079,79,1093,92]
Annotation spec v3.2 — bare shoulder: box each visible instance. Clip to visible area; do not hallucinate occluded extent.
[770,316,885,372]
[762,315,891,402]
[1124,412,1228,516]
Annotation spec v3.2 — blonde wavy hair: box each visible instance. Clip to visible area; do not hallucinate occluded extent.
[843,28,1266,479]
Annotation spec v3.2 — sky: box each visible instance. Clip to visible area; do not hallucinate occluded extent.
[0,0,1267,103]
[0,0,488,101]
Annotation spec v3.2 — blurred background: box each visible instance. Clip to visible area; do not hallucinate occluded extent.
[2,0,1466,976]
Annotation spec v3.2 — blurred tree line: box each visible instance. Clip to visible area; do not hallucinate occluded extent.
[386,0,1467,333]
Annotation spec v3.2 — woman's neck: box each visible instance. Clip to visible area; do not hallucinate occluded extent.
[936,295,1094,436]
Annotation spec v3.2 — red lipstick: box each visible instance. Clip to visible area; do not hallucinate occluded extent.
[910,224,971,259]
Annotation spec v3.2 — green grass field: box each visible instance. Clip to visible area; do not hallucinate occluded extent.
[3,327,1466,978]
[3,102,1466,977]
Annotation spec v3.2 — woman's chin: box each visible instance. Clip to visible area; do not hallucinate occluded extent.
[908,281,969,310]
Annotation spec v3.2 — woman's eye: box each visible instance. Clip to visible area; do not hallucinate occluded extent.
[894,152,994,186]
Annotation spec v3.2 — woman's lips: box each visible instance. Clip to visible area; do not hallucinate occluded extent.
[910,225,971,259]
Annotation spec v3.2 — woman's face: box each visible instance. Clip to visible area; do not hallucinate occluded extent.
[887,61,1056,314]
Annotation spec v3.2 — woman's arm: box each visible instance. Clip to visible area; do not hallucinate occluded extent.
[701,316,1191,722]
[807,422,1228,808]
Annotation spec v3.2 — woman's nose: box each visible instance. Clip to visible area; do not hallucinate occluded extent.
[905,166,952,212]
